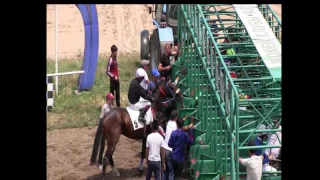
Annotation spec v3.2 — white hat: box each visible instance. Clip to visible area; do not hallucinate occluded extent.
[257,124,267,136]
[136,68,145,78]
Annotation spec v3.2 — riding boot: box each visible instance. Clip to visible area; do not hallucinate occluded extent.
[138,105,151,123]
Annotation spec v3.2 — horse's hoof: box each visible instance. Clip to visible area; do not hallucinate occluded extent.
[112,171,120,177]
[89,162,95,166]
[112,168,120,177]
[99,164,103,171]
[138,169,143,177]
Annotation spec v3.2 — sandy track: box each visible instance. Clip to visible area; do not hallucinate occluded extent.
[46,4,280,59]
[47,127,146,180]
[46,4,154,59]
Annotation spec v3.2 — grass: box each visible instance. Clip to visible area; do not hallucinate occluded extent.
[46,52,142,131]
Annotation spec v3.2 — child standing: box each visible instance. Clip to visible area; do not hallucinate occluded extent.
[97,92,115,171]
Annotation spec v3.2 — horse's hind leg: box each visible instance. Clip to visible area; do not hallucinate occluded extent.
[98,134,106,170]
[102,128,121,179]
[109,153,120,176]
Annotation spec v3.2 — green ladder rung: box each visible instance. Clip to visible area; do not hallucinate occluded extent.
[190,160,216,175]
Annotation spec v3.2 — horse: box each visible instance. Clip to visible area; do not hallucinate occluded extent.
[154,77,184,129]
[89,77,184,180]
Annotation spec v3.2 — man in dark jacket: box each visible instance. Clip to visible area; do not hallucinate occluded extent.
[128,68,154,123]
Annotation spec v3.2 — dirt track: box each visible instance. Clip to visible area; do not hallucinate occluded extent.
[47,127,146,180]
[46,4,154,59]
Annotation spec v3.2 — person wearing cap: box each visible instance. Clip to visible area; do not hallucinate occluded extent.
[128,68,154,123]
[148,68,161,94]
[236,140,264,180]
[140,59,150,90]
[255,124,277,175]
[99,92,115,119]
[97,92,115,171]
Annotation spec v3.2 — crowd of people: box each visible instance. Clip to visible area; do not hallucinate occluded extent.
[236,120,282,180]
[145,110,195,180]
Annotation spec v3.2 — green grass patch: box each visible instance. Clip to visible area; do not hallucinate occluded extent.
[47,52,141,131]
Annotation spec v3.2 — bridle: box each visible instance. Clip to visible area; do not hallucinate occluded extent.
[157,82,177,106]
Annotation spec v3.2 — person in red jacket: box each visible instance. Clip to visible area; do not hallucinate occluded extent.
[106,45,120,107]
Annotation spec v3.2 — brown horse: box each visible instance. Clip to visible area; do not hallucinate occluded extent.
[89,78,183,179]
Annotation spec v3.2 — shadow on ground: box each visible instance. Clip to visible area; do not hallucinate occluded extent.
[86,167,147,180]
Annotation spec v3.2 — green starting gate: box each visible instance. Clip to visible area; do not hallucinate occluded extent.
[172,4,282,180]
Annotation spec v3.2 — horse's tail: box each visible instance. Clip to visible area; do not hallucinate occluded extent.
[90,117,104,165]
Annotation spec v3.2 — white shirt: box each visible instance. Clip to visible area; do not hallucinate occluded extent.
[99,104,113,118]
[265,126,282,159]
[146,132,164,161]
[163,120,177,151]
[140,68,149,90]
[240,155,263,180]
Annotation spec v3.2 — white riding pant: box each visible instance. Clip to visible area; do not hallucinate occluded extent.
[262,164,277,176]
[129,97,151,110]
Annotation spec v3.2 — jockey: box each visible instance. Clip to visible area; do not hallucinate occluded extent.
[147,68,161,94]
[128,68,154,123]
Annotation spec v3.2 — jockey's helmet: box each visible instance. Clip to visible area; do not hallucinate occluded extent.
[106,92,115,100]
[136,68,145,78]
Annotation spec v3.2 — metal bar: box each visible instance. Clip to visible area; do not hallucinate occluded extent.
[239,129,281,133]
[239,144,281,150]
[55,5,58,94]
[47,70,85,77]
[239,97,281,102]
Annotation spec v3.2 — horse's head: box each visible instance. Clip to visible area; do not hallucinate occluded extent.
[153,76,184,109]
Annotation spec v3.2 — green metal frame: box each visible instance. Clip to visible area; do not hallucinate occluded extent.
[172,4,282,180]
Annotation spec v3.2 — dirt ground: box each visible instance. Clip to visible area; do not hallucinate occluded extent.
[47,127,147,180]
[46,4,154,59]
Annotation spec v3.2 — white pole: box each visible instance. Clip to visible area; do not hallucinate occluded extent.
[47,70,85,77]
[55,5,59,94]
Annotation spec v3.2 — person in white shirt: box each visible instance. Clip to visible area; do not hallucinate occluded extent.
[145,120,166,180]
[265,122,281,161]
[238,140,263,180]
[265,119,282,171]
[163,110,194,180]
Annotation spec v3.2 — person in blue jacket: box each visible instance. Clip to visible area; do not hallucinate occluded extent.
[147,68,161,95]
[168,118,194,180]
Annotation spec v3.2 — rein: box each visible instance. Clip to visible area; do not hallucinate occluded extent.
[154,82,177,106]
[157,82,176,105]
